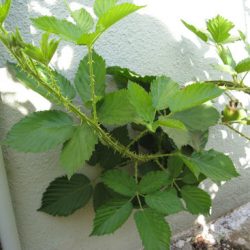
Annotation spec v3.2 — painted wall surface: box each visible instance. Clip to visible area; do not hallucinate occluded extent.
[1,0,250,249]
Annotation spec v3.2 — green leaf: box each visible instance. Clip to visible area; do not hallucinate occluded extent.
[74,51,106,104]
[161,126,190,149]
[217,45,236,68]
[157,117,187,131]
[40,33,60,63]
[31,16,82,43]
[145,190,184,215]
[235,58,250,73]
[94,0,118,17]
[181,186,211,215]
[138,171,171,194]
[170,104,220,131]
[107,66,156,88]
[97,90,137,126]
[168,83,224,112]
[181,20,208,42]
[207,15,234,43]
[178,154,200,178]
[23,33,60,65]
[71,8,94,33]
[91,200,133,236]
[89,126,130,169]
[53,70,76,100]
[38,174,93,216]
[60,124,98,177]
[93,183,113,211]
[128,82,155,124]
[0,0,11,24]
[96,3,144,33]
[167,156,183,178]
[134,209,171,250]
[7,63,58,103]
[77,3,144,45]
[185,149,239,182]
[102,169,137,197]
[4,111,74,152]
[150,76,179,110]
[189,130,209,151]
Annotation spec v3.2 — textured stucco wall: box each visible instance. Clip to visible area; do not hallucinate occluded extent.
[1,0,250,250]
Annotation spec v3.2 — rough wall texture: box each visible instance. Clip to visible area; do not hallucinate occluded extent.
[0,0,250,250]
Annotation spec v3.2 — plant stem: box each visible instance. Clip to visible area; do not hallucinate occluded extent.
[88,46,98,122]
[173,181,181,192]
[126,129,148,149]
[224,123,250,141]
[204,80,250,94]
[134,161,143,210]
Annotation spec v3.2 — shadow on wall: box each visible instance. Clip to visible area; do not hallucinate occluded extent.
[0,0,250,249]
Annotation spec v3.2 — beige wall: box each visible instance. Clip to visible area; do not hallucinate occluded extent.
[1,0,250,249]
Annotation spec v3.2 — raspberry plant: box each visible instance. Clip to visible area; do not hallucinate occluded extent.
[1,0,250,249]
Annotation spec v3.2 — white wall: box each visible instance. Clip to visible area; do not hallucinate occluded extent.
[1,0,250,249]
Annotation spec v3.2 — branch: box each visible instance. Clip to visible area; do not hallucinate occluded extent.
[224,123,250,141]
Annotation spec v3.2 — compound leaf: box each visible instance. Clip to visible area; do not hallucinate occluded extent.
[207,15,234,43]
[38,174,93,216]
[182,20,208,42]
[138,171,171,194]
[4,110,74,152]
[181,186,211,215]
[91,200,133,236]
[168,83,224,112]
[94,0,118,17]
[97,89,137,126]
[145,189,184,215]
[128,82,155,124]
[74,51,106,104]
[60,124,98,177]
[235,58,250,73]
[102,169,137,197]
[134,209,171,250]
[151,76,179,110]
[31,16,82,42]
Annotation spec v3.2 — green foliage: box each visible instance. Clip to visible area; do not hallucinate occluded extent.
[181,20,208,42]
[60,124,98,177]
[151,76,179,110]
[97,89,137,126]
[0,0,11,25]
[181,186,211,215]
[4,111,74,152]
[134,209,171,250]
[207,15,234,43]
[94,0,118,17]
[31,16,83,43]
[38,174,93,216]
[128,82,155,125]
[74,51,106,105]
[107,66,156,88]
[102,170,137,197]
[91,200,133,235]
[23,33,59,65]
[1,2,244,249]
[168,83,224,112]
[145,190,184,215]
[217,45,236,68]
[180,150,239,181]
[138,171,171,194]
[70,8,94,33]
[235,58,250,73]
[170,104,220,131]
